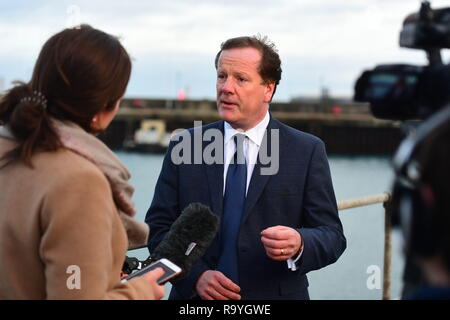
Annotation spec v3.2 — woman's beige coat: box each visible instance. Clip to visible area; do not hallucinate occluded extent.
[0,137,155,299]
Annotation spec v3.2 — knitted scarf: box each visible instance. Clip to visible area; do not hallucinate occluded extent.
[0,120,149,250]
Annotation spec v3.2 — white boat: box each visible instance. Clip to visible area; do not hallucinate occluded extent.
[123,119,170,153]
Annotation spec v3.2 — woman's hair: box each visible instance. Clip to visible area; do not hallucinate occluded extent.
[0,24,132,167]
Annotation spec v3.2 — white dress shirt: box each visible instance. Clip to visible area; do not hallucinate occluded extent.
[223,111,270,194]
[223,111,302,271]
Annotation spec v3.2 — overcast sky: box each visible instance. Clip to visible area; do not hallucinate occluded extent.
[1,0,449,102]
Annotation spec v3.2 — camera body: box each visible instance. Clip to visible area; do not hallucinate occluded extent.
[354,1,450,120]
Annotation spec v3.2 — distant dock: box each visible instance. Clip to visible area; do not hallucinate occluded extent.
[100,98,403,155]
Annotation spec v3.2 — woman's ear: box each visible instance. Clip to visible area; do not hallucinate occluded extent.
[91,100,121,132]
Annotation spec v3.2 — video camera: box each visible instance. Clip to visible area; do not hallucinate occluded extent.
[353,2,450,293]
[354,1,450,120]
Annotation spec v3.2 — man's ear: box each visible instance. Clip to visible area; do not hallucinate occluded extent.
[264,82,276,103]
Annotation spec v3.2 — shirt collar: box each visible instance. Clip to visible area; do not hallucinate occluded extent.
[224,110,270,147]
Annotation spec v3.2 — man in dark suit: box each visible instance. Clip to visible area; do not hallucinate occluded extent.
[145,36,346,300]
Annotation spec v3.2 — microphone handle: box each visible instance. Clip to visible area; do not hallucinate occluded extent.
[122,256,154,274]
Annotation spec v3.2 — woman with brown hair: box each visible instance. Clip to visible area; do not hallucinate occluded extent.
[0,25,164,299]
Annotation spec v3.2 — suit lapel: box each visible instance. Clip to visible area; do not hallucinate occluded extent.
[204,121,225,218]
[242,115,280,223]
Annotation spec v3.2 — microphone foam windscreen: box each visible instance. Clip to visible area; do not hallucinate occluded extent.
[151,202,219,276]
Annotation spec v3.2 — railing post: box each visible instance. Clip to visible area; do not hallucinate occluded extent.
[382,197,392,300]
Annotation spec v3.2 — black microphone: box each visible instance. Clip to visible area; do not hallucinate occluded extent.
[150,202,219,278]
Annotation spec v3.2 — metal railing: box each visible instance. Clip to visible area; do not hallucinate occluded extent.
[337,192,392,300]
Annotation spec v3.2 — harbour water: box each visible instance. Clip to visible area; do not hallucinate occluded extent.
[119,151,405,300]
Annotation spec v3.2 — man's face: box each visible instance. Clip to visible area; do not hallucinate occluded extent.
[216,47,275,131]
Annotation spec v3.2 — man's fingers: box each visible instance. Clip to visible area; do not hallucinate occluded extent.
[197,271,241,300]
[260,236,290,249]
[266,246,290,257]
[265,249,288,261]
[205,287,230,300]
[217,274,240,293]
[216,274,241,300]
[261,227,303,261]
[260,226,291,240]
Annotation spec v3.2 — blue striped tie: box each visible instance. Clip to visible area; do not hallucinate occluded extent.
[217,134,247,284]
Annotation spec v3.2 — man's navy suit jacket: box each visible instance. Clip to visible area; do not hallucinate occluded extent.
[146,115,346,300]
